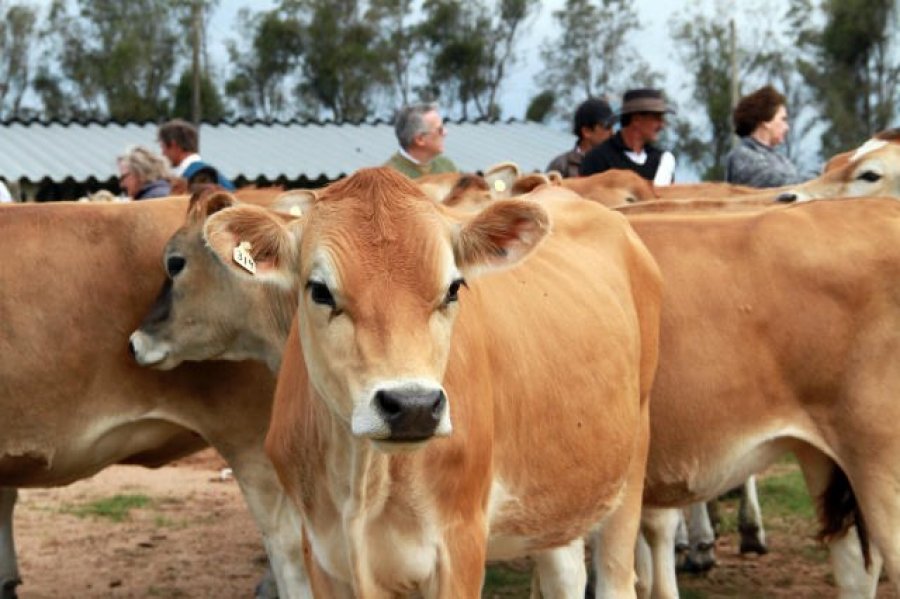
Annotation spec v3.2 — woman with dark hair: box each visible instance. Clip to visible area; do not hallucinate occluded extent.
[725,85,804,187]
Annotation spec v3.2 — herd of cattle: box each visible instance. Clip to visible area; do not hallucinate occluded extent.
[1,129,899,599]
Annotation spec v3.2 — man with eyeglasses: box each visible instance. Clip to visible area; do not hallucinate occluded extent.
[384,103,458,179]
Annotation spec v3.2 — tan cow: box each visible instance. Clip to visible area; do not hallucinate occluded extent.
[188,168,661,597]
[0,199,309,598]
[780,129,900,201]
[625,198,900,598]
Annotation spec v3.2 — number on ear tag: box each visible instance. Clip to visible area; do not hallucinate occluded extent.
[233,241,256,274]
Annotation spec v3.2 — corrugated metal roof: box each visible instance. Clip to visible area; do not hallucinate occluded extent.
[0,119,573,183]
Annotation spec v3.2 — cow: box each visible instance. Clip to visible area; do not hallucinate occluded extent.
[778,129,900,201]
[183,167,662,597]
[622,198,900,598]
[0,199,310,599]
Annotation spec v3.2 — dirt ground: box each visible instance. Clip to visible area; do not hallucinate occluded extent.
[12,449,897,598]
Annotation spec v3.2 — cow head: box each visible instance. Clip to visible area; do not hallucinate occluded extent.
[206,167,549,447]
[781,131,900,202]
[129,188,308,372]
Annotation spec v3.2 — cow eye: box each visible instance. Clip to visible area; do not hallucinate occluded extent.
[307,281,336,309]
[444,278,467,305]
[166,255,186,278]
[857,170,882,183]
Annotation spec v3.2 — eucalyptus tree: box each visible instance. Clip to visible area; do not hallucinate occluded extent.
[35,0,191,120]
[536,0,658,118]
[797,0,899,156]
[0,2,38,118]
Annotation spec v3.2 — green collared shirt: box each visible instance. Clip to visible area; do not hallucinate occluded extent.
[384,152,458,179]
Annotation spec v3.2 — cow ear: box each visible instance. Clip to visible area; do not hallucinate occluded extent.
[484,161,521,197]
[188,188,237,223]
[203,204,300,287]
[454,199,550,278]
[271,189,317,217]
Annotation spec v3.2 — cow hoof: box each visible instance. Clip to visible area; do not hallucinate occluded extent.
[1,577,21,599]
[739,538,769,555]
[739,526,768,555]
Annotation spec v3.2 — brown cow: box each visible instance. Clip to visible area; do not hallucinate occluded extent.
[0,199,309,598]
[780,129,900,201]
[625,198,900,598]
[192,168,661,597]
[132,189,900,597]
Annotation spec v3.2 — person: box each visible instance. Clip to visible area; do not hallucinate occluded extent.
[724,85,804,187]
[384,103,458,179]
[580,88,676,185]
[157,119,236,191]
[0,179,12,203]
[117,145,173,200]
[547,97,615,178]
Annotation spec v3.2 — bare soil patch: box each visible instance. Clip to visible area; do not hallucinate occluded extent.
[13,451,895,598]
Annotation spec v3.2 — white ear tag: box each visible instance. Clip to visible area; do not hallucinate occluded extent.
[493,179,507,193]
[233,241,257,274]
[289,205,302,217]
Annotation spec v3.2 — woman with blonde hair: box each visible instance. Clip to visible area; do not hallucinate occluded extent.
[117,145,172,199]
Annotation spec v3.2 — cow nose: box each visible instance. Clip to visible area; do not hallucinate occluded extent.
[374,388,446,441]
[775,192,798,203]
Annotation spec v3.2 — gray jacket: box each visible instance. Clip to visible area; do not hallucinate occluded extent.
[724,136,804,188]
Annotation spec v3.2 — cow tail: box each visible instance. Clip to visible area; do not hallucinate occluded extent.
[817,465,871,569]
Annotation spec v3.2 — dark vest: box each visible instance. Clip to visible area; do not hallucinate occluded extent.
[579,132,664,182]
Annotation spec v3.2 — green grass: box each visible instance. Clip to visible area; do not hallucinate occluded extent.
[758,466,815,521]
[61,493,151,522]
[482,564,532,597]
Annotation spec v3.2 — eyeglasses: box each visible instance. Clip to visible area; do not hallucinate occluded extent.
[421,125,446,138]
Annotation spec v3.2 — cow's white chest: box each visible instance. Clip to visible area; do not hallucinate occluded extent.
[308,500,441,593]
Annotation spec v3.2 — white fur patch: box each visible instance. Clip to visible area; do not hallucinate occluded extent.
[850,139,889,163]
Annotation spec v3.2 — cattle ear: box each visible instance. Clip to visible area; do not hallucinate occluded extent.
[188,188,237,222]
[203,204,300,286]
[546,170,563,184]
[454,199,550,277]
[484,161,521,198]
[512,173,550,195]
[271,189,317,217]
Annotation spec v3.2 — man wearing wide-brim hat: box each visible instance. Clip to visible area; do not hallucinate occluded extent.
[579,88,676,185]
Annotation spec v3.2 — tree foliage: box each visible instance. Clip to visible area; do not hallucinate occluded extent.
[797,0,899,156]
[537,0,659,117]
[0,2,38,119]
[37,0,189,120]
[225,8,304,120]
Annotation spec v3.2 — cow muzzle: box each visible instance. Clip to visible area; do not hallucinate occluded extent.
[128,331,172,369]
[365,386,450,443]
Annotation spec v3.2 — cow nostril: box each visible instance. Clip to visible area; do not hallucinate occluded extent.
[431,392,446,417]
[375,390,402,419]
[776,192,797,203]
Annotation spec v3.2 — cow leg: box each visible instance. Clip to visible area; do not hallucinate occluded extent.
[0,488,20,599]
[590,404,650,599]
[431,520,486,599]
[795,446,881,598]
[531,537,587,598]
[639,507,680,599]
[682,502,716,573]
[673,510,689,572]
[226,458,311,599]
[634,532,653,599]
[737,476,768,555]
